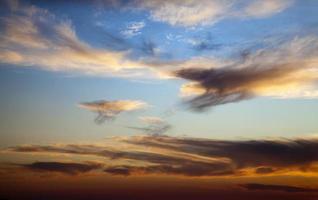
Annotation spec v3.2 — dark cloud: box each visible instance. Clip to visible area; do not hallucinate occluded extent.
[104,162,233,176]
[241,183,318,193]
[125,136,318,170]
[255,167,276,174]
[8,136,318,177]
[175,63,296,111]
[20,161,102,175]
[104,166,131,176]
[175,36,318,111]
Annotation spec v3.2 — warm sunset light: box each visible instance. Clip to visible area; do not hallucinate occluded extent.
[0,0,318,199]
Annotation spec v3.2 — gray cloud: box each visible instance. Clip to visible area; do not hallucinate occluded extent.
[255,167,276,174]
[78,100,148,124]
[7,135,318,177]
[104,162,233,176]
[124,136,318,170]
[176,36,318,111]
[127,116,172,136]
[20,161,102,175]
[241,183,318,193]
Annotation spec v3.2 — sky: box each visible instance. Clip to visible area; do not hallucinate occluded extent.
[0,0,318,199]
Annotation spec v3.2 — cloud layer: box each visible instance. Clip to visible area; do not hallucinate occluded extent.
[7,135,318,177]
[20,161,102,175]
[242,183,318,193]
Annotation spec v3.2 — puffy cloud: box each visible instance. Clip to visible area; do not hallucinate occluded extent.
[78,100,148,123]
[7,135,318,177]
[176,36,318,111]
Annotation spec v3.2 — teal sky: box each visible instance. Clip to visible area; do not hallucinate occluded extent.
[1,0,318,147]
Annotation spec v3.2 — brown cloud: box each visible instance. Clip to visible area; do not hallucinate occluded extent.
[6,135,318,177]
[255,167,276,174]
[176,36,318,111]
[20,161,102,175]
[123,136,318,174]
[241,183,318,193]
[104,162,233,176]
[78,100,148,123]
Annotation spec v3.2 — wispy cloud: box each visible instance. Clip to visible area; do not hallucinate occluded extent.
[6,135,318,177]
[78,100,148,123]
[127,116,172,135]
[176,36,318,111]
[242,0,293,18]
[0,1,153,77]
[135,0,293,27]
[121,21,145,38]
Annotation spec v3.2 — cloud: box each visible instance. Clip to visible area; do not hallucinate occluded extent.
[136,0,232,27]
[127,116,172,135]
[243,0,292,18]
[104,162,233,176]
[255,167,276,174]
[176,36,318,111]
[124,136,318,173]
[0,1,154,77]
[186,33,222,51]
[135,0,293,27]
[78,100,148,123]
[121,21,145,38]
[7,135,318,177]
[241,183,318,193]
[20,161,102,175]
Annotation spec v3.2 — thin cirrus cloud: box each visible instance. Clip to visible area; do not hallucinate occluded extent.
[126,116,172,136]
[243,0,293,18]
[6,135,318,177]
[0,1,153,77]
[120,21,146,38]
[136,0,293,27]
[176,36,318,111]
[78,100,148,124]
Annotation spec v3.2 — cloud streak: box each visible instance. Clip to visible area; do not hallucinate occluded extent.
[135,0,293,27]
[176,36,318,111]
[6,135,318,177]
[0,1,154,77]
[127,116,172,135]
[20,161,102,175]
[241,183,318,193]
